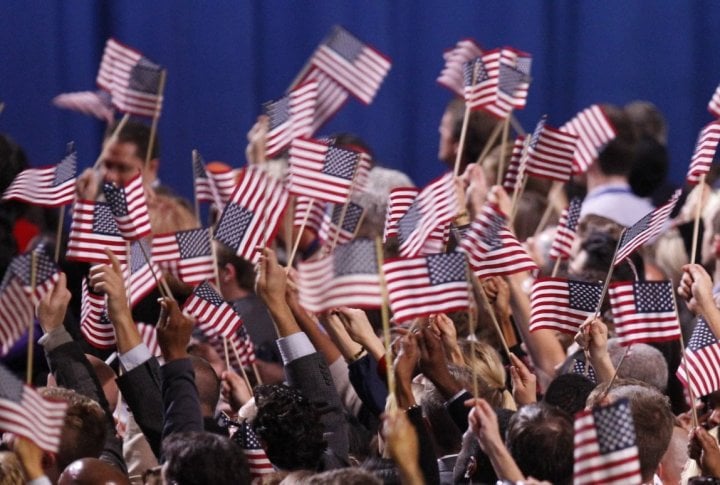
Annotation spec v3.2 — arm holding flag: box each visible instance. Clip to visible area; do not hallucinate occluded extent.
[679,263,720,338]
[574,317,615,384]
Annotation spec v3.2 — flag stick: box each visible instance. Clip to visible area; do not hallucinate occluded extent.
[229,338,254,397]
[286,198,315,271]
[509,114,525,136]
[54,207,65,263]
[209,227,221,287]
[135,238,171,300]
[671,292,699,428]
[329,158,363,253]
[496,116,512,186]
[593,229,626,317]
[551,257,562,278]
[690,174,706,264]
[467,268,511,361]
[223,337,231,372]
[252,362,263,385]
[191,151,201,223]
[145,70,167,168]
[533,181,563,238]
[599,344,631,398]
[374,237,396,409]
[284,196,294,266]
[508,136,532,223]
[453,104,472,177]
[509,175,528,224]
[26,251,37,384]
[476,121,505,170]
[93,113,130,169]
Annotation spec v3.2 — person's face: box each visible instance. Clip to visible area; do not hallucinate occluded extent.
[102,140,143,185]
[704,391,720,429]
[438,110,457,163]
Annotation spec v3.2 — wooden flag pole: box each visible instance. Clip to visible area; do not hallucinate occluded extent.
[453,103,472,177]
[551,257,562,278]
[476,122,505,170]
[671,292,699,428]
[54,207,65,263]
[26,251,38,384]
[223,337,231,373]
[509,175,528,224]
[210,227,221,287]
[145,70,167,168]
[532,181,564,238]
[690,175,706,264]
[135,238,171,300]
[467,267,511,361]
[329,160,362,253]
[286,198,315,271]
[374,237,396,409]
[593,229,626,317]
[229,338,254,396]
[284,196,295,267]
[496,115,512,186]
[599,344,631,399]
[93,113,131,169]
[191,150,201,223]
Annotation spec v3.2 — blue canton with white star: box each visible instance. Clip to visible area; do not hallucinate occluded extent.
[427,253,467,286]
[264,96,291,129]
[594,398,637,454]
[619,212,652,252]
[177,229,211,259]
[568,280,602,312]
[53,150,77,186]
[634,281,674,313]
[195,281,225,306]
[397,201,421,244]
[215,204,254,251]
[687,317,718,351]
[93,203,121,235]
[463,58,489,87]
[103,183,129,217]
[0,365,25,403]
[129,58,163,94]
[333,239,377,276]
[322,146,358,180]
[326,27,363,61]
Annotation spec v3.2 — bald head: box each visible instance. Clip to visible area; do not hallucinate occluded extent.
[58,458,130,485]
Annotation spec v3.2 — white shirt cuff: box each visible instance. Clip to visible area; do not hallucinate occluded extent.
[119,343,152,372]
[276,332,315,365]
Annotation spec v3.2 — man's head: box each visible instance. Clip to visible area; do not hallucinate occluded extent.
[607,340,668,392]
[587,379,675,482]
[592,104,638,178]
[438,98,502,172]
[161,431,249,485]
[188,355,221,418]
[57,458,130,485]
[544,373,596,416]
[505,403,574,485]
[101,120,159,186]
[215,243,256,299]
[253,384,327,471]
[37,387,108,482]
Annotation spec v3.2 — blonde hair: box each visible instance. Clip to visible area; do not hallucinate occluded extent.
[459,340,516,410]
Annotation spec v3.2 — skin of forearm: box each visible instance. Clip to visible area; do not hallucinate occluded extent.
[589,353,616,384]
[486,441,525,482]
[266,298,302,337]
[110,307,142,354]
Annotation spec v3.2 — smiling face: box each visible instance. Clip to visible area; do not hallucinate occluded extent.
[101,140,144,185]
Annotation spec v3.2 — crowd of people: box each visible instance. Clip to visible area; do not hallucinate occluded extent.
[1,94,720,485]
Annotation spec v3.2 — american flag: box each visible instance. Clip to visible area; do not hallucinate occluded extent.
[293,67,349,132]
[318,201,365,246]
[549,198,583,260]
[0,364,68,454]
[676,317,720,398]
[66,200,128,265]
[288,138,365,204]
[2,147,77,207]
[137,322,161,357]
[233,420,274,478]
[529,277,603,335]
[384,187,420,241]
[52,90,114,122]
[124,239,160,308]
[183,281,242,339]
[207,325,256,371]
[524,119,578,183]
[571,359,598,384]
[573,398,642,485]
[502,135,527,192]
[459,203,537,278]
[437,38,484,96]
[463,56,495,112]
[8,247,60,303]
[103,173,152,240]
[0,266,34,354]
[613,190,681,266]
[391,173,457,257]
[97,39,164,119]
[708,83,720,119]
[192,151,237,210]
[464,48,531,119]
[308,25,391,105]
[608,280,680,346]
[293,196,326,235]
[297,239,382,313]
[80,278,115,349]
[213,166,288,264]
[383,252,471,323]
[152,228,215,285]
[264,80,318,158]
[561,105,617,175]
[686,121,720,185]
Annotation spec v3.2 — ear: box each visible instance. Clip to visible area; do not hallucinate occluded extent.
[223,263,236,283]
[146,157,160,177]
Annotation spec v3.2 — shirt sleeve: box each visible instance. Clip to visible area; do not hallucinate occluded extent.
[276,332,316,365]
[119,343,153,372]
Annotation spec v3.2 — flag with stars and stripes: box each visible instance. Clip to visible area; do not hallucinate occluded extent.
[124,239,160,308]
[137,322,161,357]
[524,118,578,183]
[687,121,720,185]
[307,25,391,105]
[573,398,642,485]
[463,56,496,112]
[192,151,237,210]
[529,277,603,335]
[550,198,583,260]
[613,190,681,266]
[571,359,598,385]
[292,196,327,236]
[66,200,128,265]
[0,263,35,354]
[708,83,720,119]
[677,317,720,398]
[288,138,367,205]
[318,201,365,246]
[213,167,288,264]
[152,228,214,285]
[80,278,115,349]
[2,146,77,207]
[292,67,349,132]
[561,105,617,175]
[97,38,164,118]
[502,135,527,192]
[384,187,420,241]
[233,420,274,478]
[264,80,318,158]
[7,247,61,303]
[608,281,680,346]
[207,324,256,371]
[383,252,471,323]
[103,173,152,240]
[390,173,457,257]
[183,281,243,339]
[297,239,382,313]
[52,90,114,122]
[437,38,484,96]
[459,203,537,278]
[0,364,68,454]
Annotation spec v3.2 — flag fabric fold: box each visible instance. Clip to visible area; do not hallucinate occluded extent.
[676,316,720,398]
[561,105,616,175]
[2,148,77,207]
[233,420,274,478]
[524,119,578,183]
[152,228,215,285]
[80,278,115,349]
[686,121,720,185]
[529,277,603,335]
[437,38,484,96]
[66,200,128,264]
[52,90,114,122]
[264,80,318,158]
[607,280,680,346]
[549,198,583,260]
[102,173,152,240]
[124,239,160,308]
[183,281,243,339]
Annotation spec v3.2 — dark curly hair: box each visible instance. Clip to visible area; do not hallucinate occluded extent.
[253,384,327,471]
[162,431,249,485]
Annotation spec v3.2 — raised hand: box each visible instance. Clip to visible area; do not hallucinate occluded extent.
[157,298,195,362]
[37,272,71,333]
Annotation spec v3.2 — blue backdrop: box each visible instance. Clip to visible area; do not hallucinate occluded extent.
[2,1,719,199]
